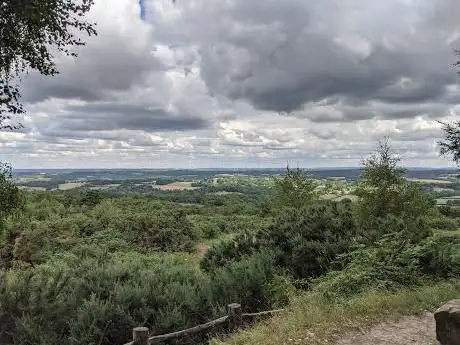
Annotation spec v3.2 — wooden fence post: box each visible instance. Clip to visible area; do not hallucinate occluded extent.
[227,303,242,331]
[133,327,150,345]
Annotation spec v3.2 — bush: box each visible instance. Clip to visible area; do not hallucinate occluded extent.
[76,190,105,207]
[438,205,460,218]
[314,233,425,297]
[155,178,177,185]
[209,251,281,311]
[202,201,358,280]
[201,231,261,272]
[426,214,460,231]
[266,202,357,279]
[314,230,460,298]
[419,233,460,278]
[120,209,198,251]
[0,249,286,345]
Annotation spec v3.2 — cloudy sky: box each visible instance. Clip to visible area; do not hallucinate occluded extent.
[3,0,460,169]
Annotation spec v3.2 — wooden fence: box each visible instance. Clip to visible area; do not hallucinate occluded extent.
[124,303,287,345]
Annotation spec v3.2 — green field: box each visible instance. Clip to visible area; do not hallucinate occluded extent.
[58,182,86,190]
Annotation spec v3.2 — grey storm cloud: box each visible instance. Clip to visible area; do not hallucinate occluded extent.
[162,0,460,118]
[22,27,164,104]
[290,101,449,123]
[57,103,209,132]
[221,31,452,114]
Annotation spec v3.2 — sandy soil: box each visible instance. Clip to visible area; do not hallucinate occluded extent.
[196,243,210,254]
[335,312,437,345]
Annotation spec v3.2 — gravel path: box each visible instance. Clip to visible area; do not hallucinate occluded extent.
[335,312,437,345]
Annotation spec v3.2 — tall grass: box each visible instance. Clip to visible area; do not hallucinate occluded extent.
[212,280,460,345]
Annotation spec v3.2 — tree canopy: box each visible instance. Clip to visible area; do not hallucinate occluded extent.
[439,121,460,165]
[0,162,22,229]
[0,0,96,128]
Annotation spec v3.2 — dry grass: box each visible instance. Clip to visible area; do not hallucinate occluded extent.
[18,186,47,191]
[154,182,199,191]
[58,182,86,190]
[212,281,460,345]
[407,178,453,185]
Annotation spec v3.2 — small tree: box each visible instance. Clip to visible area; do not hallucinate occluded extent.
[438,121,460,165]
[0,163,22,224]
[355,138,432,242]
[438,50,460,165]
[0,0,97,127]
[273,166,318,208]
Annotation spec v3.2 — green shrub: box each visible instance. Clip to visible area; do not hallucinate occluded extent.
[419,233,460,278]
[266,202,357,279]
[0,248,286,345]
[201,231,261,272]
[314,233,425,298]
[0,163,23,226]
[426,214,460,230]
[120,209,198,251]
[209,251,280,310]
[155,178,177,185]
[438,205,460,218]
[202,201,358,280]
[314,230,460,298]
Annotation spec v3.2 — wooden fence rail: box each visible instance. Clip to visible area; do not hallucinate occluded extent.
[124,303,287,345]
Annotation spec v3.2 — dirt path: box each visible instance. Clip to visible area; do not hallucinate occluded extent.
[335,312,437,345]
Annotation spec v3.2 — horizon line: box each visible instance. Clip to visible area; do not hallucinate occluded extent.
[13,166,458,171]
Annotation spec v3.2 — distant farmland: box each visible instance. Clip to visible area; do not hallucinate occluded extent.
[154,182,199,191]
